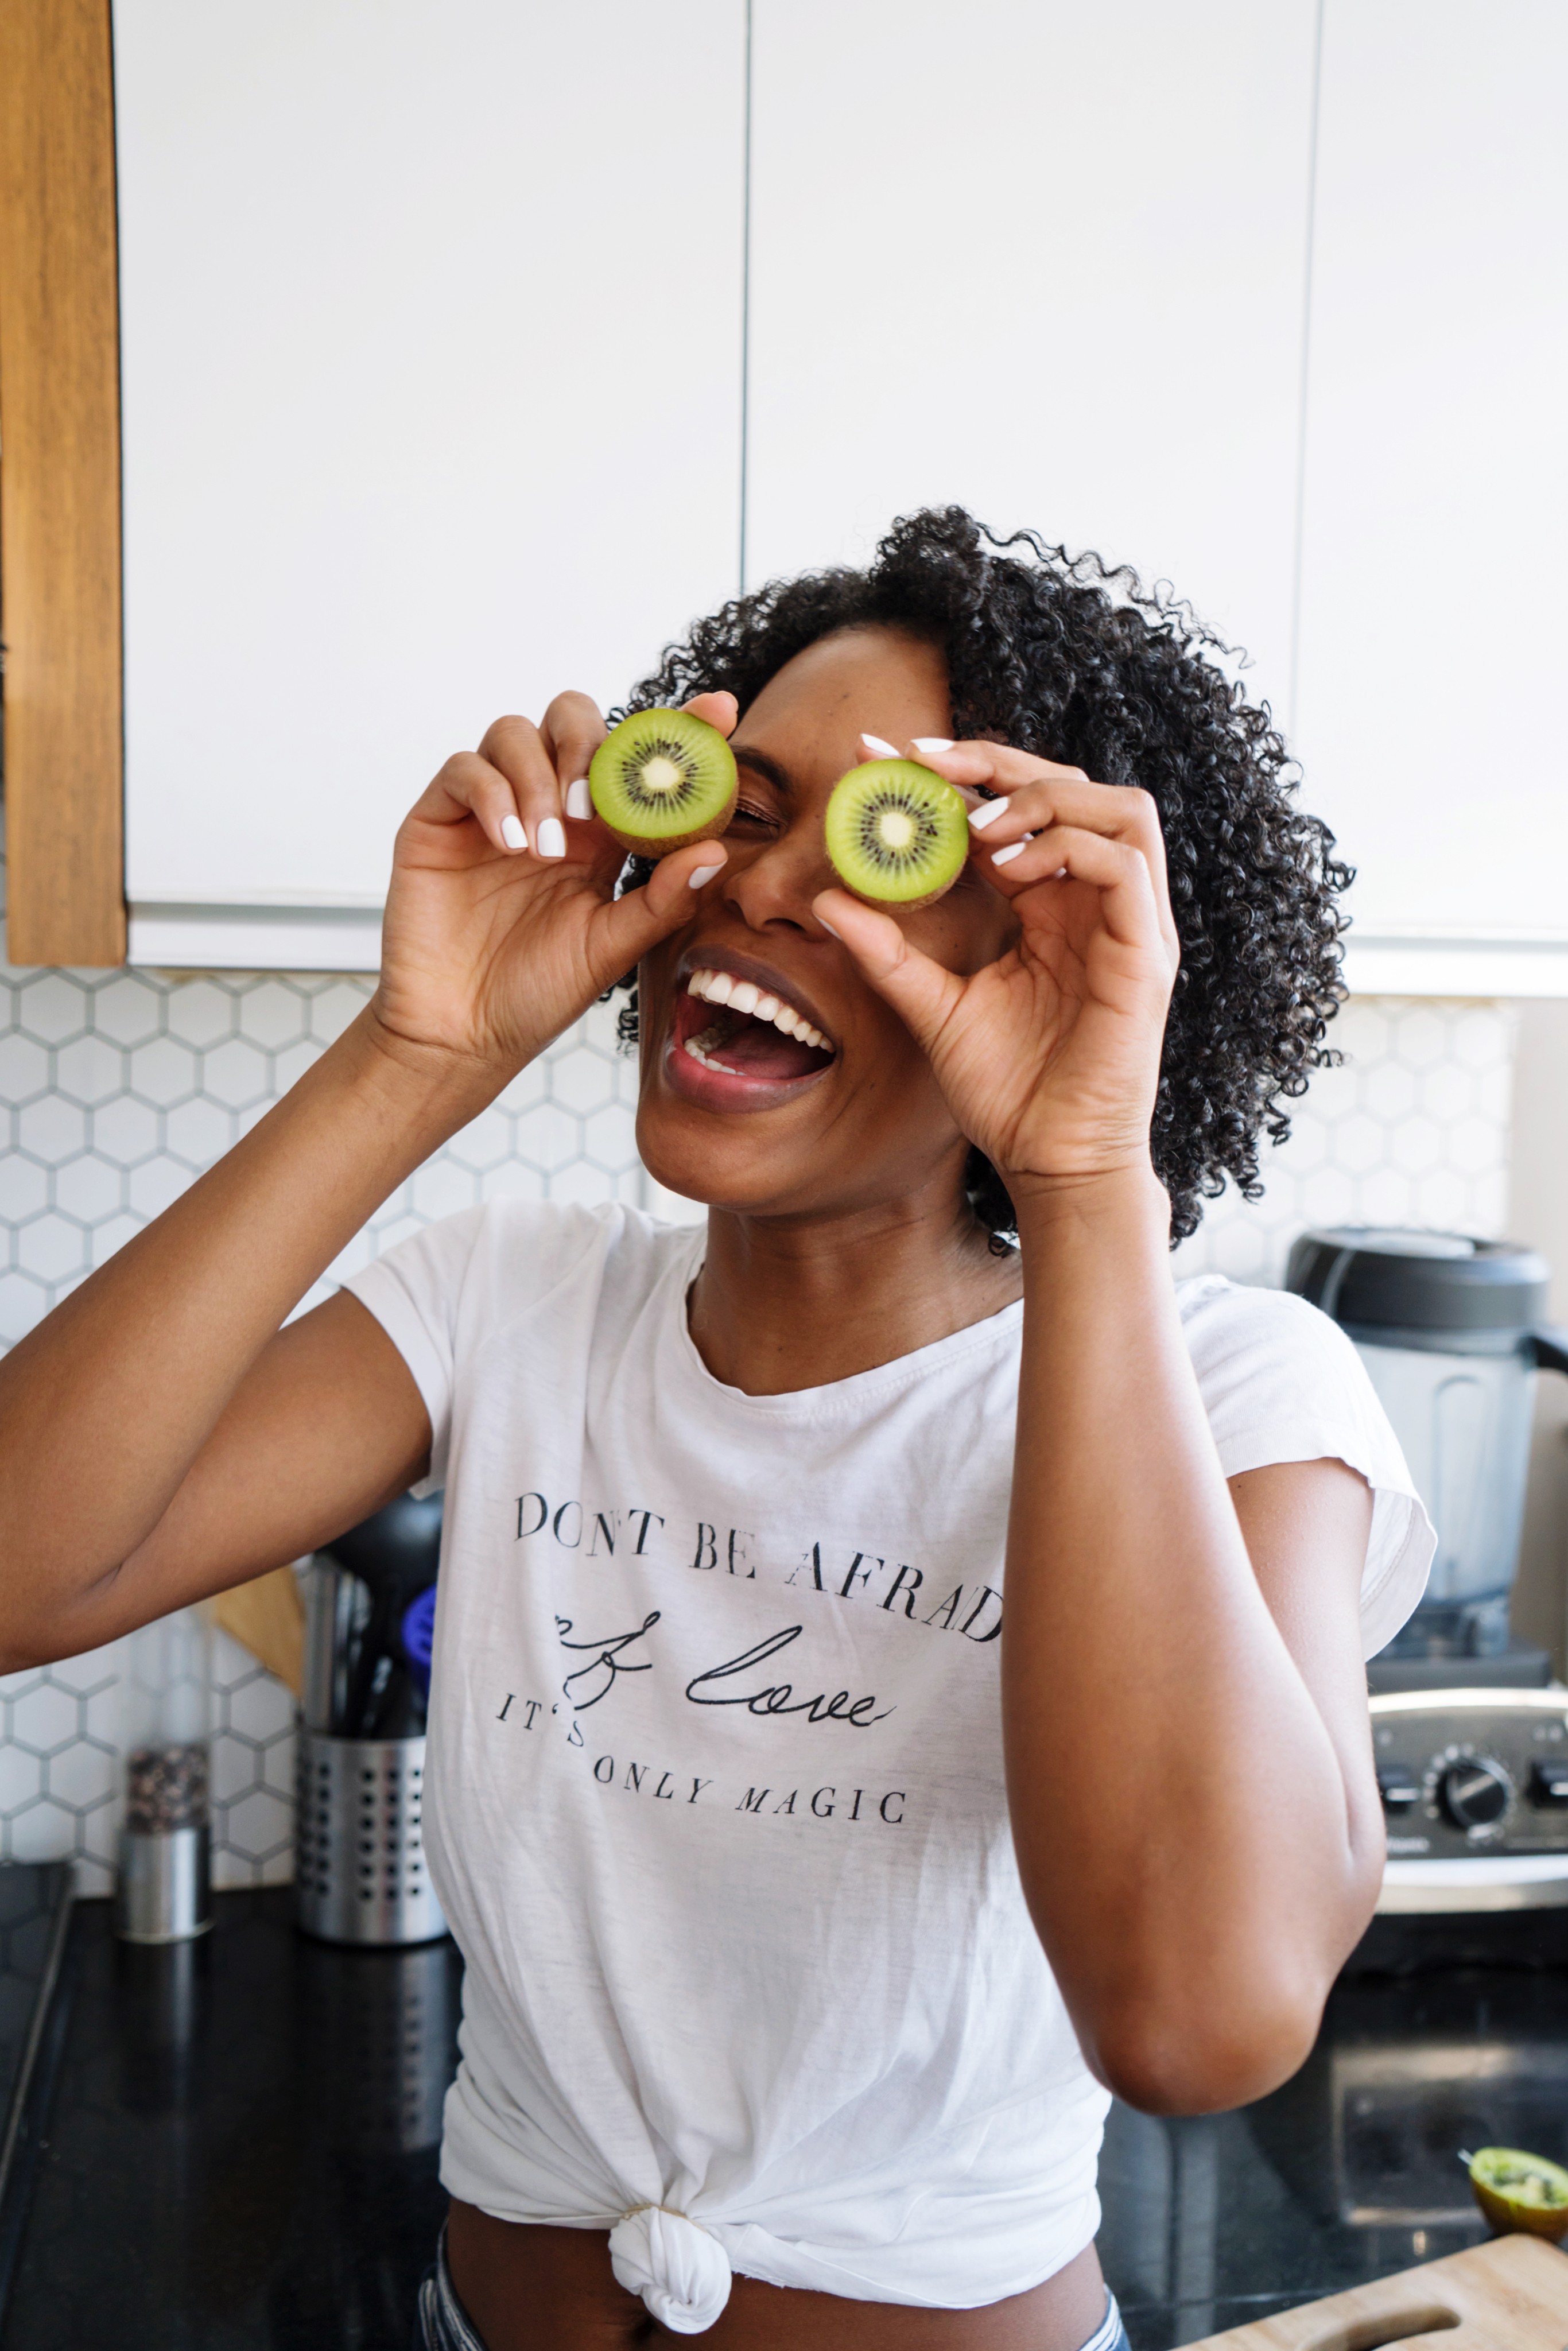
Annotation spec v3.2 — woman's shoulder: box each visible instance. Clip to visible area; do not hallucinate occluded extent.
[1174,1270,1404,1478]
[1175,1269,1357,1364]
[1175,1271,1435,1658]
[1174,1270,1377,1419]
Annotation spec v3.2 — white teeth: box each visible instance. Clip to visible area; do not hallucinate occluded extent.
[779,1007,829,1050]
[684,1030,742,1075]
[681,968,835,1056]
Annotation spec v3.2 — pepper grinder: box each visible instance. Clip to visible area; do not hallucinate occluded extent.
[116,1606,214,1942]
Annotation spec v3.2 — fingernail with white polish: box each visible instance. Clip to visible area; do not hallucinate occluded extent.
[968,797,1007,831]
[535,817,566,859]
[912,737,954,754]
[860,733,899,759]
[500,813,527,851]
[992,839,1028,867]
[688,862,724,890]
[564,777,592,820]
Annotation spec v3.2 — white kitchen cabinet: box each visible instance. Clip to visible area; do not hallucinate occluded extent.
[113,1,1566,991]
[1297,0,1568,996]
[745,0,1319,730]
[114,1,746,967]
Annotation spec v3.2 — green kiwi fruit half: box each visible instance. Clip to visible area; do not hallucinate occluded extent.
[1467,2148,1568,2239]
[824,759,969,908]
[588,708,738,854]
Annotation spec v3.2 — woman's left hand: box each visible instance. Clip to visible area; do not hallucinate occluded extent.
[813,742,1181,1200]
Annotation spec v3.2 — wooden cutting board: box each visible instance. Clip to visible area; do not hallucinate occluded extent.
[1182,2233,1568,2351]
[209,1564,305,1697]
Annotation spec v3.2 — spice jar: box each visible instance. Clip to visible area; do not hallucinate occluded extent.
[116,1607,214,1942]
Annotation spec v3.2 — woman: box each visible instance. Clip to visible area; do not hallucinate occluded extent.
[0,512,1430,2349]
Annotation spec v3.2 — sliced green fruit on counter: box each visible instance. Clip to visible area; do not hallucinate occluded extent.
[1466,2146,1568,2239]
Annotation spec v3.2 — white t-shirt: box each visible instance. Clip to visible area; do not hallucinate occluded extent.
[344,1202,1432,2331]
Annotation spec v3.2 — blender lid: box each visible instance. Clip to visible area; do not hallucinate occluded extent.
[1285,1228,1550,1332]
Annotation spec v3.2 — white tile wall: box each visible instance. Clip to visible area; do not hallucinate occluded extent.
[0,1627,302,1899]
[0,833,648,1890]
[0,824,1519,1890]
[0,963,645,1348]
[1173,998,1515,1285]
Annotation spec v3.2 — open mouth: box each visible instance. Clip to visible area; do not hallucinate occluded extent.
[669,967,837,1099]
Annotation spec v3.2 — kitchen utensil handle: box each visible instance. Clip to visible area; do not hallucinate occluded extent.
[1530,1326,1568,1377]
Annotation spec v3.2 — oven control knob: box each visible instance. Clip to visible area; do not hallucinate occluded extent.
[1439,1758,1512,1830]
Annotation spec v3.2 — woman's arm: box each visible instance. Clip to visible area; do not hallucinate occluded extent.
[817,743,1381,2114]
[0,697,736,1669]
[1004,1168,1380,2113]
[0,1026,476,1666]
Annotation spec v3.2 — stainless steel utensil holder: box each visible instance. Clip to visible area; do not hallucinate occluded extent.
[295,1731,445,1946]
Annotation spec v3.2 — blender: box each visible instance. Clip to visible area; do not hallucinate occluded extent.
[1286,1229,1568,1690]
[1286,1229,1568,1939]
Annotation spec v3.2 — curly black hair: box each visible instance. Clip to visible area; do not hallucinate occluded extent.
[610,507,1349,1249]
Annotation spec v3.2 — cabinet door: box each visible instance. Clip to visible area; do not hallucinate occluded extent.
[746,0,1318,726]
[1297,0,1568,994]
[115,1,744,965]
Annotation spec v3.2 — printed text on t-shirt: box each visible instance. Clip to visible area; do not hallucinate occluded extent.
[515,1493,1003,1643]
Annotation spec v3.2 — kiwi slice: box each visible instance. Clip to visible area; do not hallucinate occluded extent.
[1466,2147,1568,2239]
[588,708,738,854]
[824,759,969,908]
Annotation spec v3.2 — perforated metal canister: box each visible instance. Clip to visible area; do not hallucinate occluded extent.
[295,1731,446,1946]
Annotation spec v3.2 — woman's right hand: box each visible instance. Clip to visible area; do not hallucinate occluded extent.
[371,690,736,1075]
[0,687,746,1661]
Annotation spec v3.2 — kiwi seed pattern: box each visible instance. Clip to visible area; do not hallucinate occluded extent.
[610,731,703,818]
[589,708,738,853]
[825,760,969,908]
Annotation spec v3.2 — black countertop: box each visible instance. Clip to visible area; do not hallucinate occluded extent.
[1101,1947,1568,2346]
[5,1891,1566,2349]
[2,1891,458,2351]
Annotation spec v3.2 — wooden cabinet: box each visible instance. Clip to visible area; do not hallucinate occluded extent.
[1296,0,1568,996]
[112,0,745,966]
[0,0,125,968]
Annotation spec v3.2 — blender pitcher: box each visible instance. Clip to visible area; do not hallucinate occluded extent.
[1287,1230,1568,1676]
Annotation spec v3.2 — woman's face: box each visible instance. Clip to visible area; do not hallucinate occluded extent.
[635,626,1018,1223]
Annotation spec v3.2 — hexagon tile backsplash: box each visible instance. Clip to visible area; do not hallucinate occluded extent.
[1170,996,1515,1287]
[0,835,1517,1890]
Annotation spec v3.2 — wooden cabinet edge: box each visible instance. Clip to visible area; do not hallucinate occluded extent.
[0,0,126,969]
